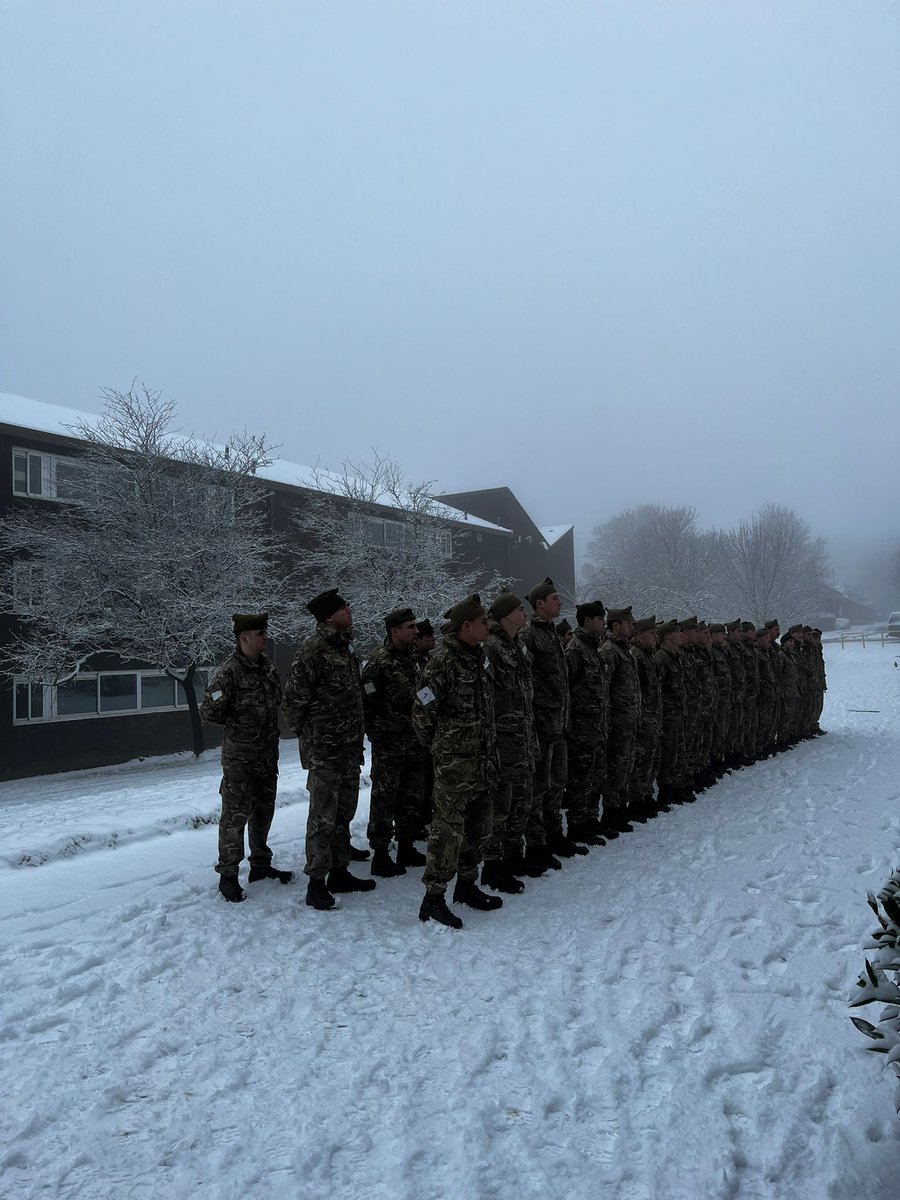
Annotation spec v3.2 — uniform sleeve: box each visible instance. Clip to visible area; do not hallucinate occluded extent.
[360,655,380,739]
[200,663,233,726]
[282,647,315,736]
[412,658,443,748]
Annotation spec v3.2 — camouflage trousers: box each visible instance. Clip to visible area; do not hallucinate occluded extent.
[526,736,567,846]
[603,722,636,810]
[743,703,759,757]
[216,762,277,877]
[484,770,533,862]
[305,757,360,879]
[423,761,493,894]
[694,717,714,775]
[420,752,435,830]
[756,703,777,754]
[711,706,729,763]
[367,736,424,848]
[778,698,797,744]
[628,729,660,803]
[657,720,685,787]
[565,738,605,825]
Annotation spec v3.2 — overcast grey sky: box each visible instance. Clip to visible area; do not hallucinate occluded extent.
[2,0,898,567]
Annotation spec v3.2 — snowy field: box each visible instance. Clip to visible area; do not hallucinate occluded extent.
[2,643,900,1200]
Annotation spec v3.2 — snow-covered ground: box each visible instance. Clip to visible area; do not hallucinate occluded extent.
[2,643,900,1200]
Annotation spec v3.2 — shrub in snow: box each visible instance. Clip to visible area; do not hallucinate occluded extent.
[848,867,900,1115]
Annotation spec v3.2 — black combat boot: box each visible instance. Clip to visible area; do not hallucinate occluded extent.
[305,878,335,910]
[248,865,293,884]
[370,847,406,877]
[532,845,562,870]
[453,877,503,911]
[481,859,525,894]
[627,804,648,824]
[396,840,427,868]
[597,814,620,840]
[677,788,697,803]
[511,849,548,877]
[418,891,463,929]
[327,866,377,893]
[568,822,606,847]
[218,875,245,903]
[349,844,370,862]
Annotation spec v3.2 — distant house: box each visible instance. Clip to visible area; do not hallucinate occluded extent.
[0,393,575,779]
[437,486,576,602]
[813,584,877,629]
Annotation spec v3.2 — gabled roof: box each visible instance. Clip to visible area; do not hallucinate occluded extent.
[539,524,574,547]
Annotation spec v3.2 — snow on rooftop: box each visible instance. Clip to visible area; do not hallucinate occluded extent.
[1,393,511,533]
[539,524,574,546]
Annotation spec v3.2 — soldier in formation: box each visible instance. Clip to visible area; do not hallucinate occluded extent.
[202,584,828,921]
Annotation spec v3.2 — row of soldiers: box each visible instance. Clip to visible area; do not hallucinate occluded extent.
[199,580,826,929]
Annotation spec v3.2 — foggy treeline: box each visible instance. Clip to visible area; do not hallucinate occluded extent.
[579,503,836,627]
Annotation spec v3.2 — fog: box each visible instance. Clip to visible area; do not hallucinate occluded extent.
[2,1,898,580]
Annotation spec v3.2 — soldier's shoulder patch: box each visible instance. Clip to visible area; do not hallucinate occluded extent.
[211,689,223,701]
[416,685,436,705]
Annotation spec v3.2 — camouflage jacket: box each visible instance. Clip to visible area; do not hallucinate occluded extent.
[693,646,717,718]
[485,622,536,772]
[709,645,732,715]
[413,634,497,778]
[282,626,364,764]
[739,642,759,707]
[566,626,610,746]
[724,641,746,707]
[630,642,662,734]
[521,617,569,740]
[654,646,685,724]
[680,646,700,716]
[775,643,799,701]
[599,633,641,729]
[755,644,776,707]
[200,650,281,770]
[797,644,816,695]
[814,643,827,692]
[360,640,420,744]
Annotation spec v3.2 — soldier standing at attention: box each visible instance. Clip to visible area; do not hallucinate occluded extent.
[283,589,376,911]
[201,613,292,903]
[812,628,827,734]
[414,595,502,929]
[564,600,610,846]
[557,618,574,647]
[707,623,732,778]
[522,577,584,868]
[481,590,538,892]
[654,620,689,807]
[599,606,641,835]
[628,615,662,820]
[414,618,437,834]
[361,608,428,878]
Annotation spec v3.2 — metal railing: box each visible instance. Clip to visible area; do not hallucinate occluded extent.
[823,630,900,649]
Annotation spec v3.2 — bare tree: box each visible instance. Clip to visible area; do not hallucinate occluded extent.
[291,451,508,648]
[713,504,829,625]
[583,504,719,614]
[0,384,294,755]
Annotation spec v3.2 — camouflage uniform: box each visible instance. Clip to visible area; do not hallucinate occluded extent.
[521,617,569,846]
[413,634,497,894]
[201,648,282,878]
[484,621,536,862]
[628,641,661,804]
[654,643,686,788]
[755,642,777,755]
[283,627,365,880]
[724,637,746,759]
[739,640,760,758]
[565,626,610,827]
[709,643,732,767]
[693,644,717,776]
[775,641,799,745]
[813,640,827,729]
[361,640,424,850]
[599,633,641,810]
[680,646,701,777]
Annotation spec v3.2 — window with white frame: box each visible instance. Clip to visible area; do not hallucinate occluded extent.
[12,669,210,723]
[12,448,87,501]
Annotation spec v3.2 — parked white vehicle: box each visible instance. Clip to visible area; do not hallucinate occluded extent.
[887,612,900,638]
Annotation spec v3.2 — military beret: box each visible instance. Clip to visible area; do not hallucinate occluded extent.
[697,620,708,630]
[385,607,416,633]
[443,594,486,630]
[233,612,268,636]
[813,628,822,636]
[416,619,434,637]
[557,618,572,636]
[764,619,779,630]
[632,615,657,633]
[677,618,695,632]
[708,623,726,633]
[802,624,813,633]
[306,588,347,623]
[725,618,742,632]
[741,621,756,632]
[525,577,557,607]
[606,606,633,625]
[657,620,679,640]
[788,623,803,634]
[488,589,525,622]
[781,632,796,645]
[575,599,606,626]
